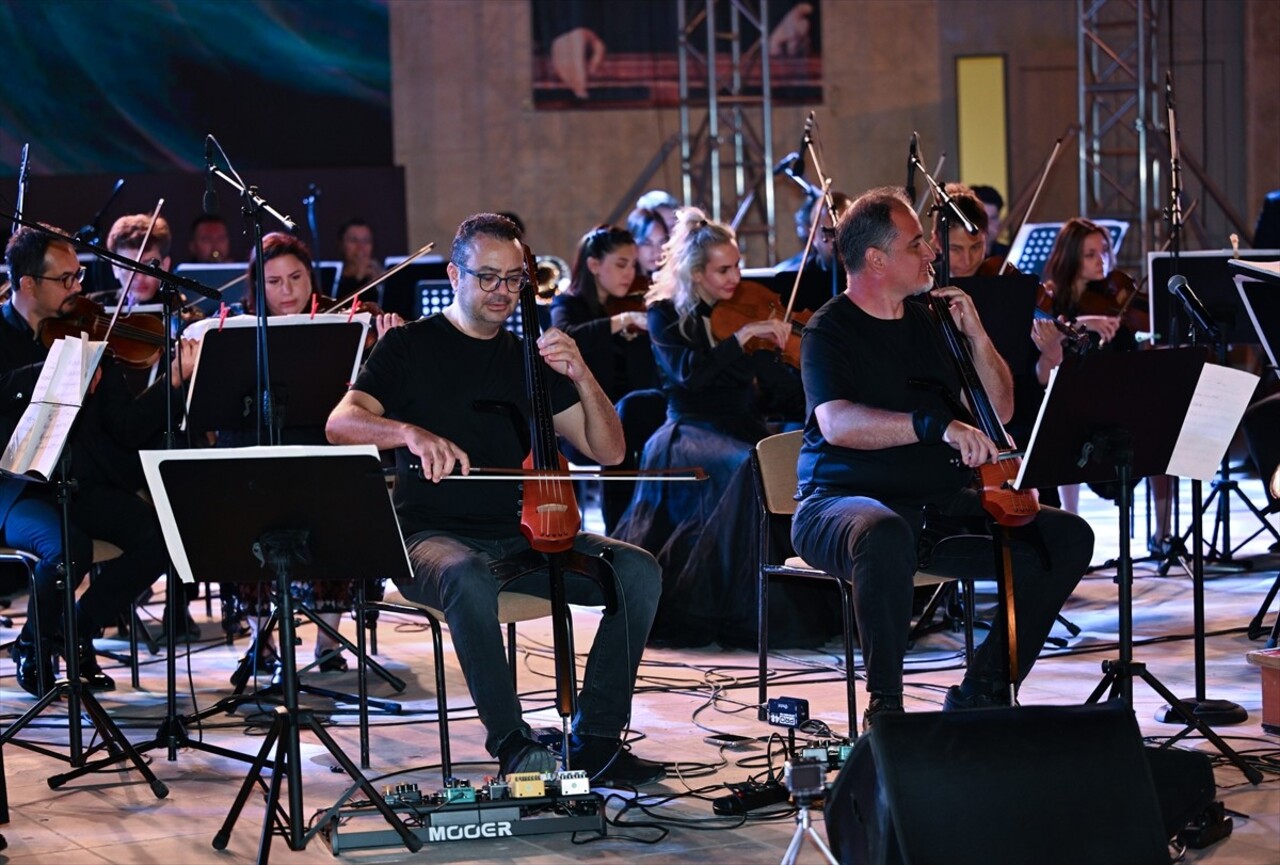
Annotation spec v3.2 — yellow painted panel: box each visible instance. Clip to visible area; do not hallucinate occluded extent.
[957,55,1008,196]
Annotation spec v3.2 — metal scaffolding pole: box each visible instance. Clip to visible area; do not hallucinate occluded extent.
[676,0,777,263]
[1077,0,1162,269]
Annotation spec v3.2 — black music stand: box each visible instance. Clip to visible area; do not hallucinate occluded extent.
[179,314,403,707]
[182,314,367,436]
[1015,348,1261,783]
[140,446,421,862]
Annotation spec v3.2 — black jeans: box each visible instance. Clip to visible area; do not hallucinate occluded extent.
[791,487,1093,697]
[3,485,167,644]
[398,531,660,755]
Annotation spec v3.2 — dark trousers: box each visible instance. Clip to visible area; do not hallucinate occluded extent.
[398,531,660,755]
[2,486,167,644]
[791,487,1093,697]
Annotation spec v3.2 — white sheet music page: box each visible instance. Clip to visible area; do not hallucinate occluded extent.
[0,334,107,481]
[1166,363,1259,481]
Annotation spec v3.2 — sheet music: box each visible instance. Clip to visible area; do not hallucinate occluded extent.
[1166,363,1259,481]
[0,335,107,481]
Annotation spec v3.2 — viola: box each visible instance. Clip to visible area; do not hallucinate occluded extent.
[708,280,812,368]
[929,245,1038,528]
[38,295,166,369]
[605,273,649,336]
[1080,269,1149,333]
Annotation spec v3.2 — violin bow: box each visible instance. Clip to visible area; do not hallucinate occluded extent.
[324,241,435,314]
[106,198,165,337]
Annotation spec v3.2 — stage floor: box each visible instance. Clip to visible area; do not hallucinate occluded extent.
[1,479,1278,864]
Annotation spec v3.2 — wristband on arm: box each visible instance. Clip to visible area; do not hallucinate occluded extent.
[912,408,953,444]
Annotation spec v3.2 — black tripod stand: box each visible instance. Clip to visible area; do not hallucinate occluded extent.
[212,530,418,861]
[139,445,420,862]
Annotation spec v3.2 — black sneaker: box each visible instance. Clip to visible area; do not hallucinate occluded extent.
[569,735,666,787]
[942,684,1011,711]
[497,733,557,778]
[861,694,904,731]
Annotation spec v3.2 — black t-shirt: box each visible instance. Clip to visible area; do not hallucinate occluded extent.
[352,314,580,538]
[797,295,971,506]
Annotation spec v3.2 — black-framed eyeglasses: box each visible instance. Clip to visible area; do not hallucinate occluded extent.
[454,262,526,294]
[27,267,86,291]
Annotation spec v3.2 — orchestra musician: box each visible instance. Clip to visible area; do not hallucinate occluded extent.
[105,213,174,306]
[550,224,660,534]
[187,213,232,264]
[790,188,1092,728]
[185,232,402,678]
[616,208,829,649]
[627,206,668,284]
[1,225,198,696]
[325,213,665,786]
[334,217,386,299]
[776,192,851,313]
[1036,217,1174,549]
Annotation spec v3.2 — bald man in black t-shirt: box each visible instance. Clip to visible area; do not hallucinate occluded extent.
[791,188,1092,730]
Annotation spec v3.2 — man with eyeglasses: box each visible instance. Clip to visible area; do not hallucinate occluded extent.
[0,225,197,696]
[327,213,665,787]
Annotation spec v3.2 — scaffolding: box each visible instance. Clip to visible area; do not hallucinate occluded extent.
[676,0,778,263]
[1077,0,1162,268]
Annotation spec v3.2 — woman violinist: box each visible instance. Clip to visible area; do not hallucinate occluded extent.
[627,206,668,286]
[1036,218,1171,546]
[549,224,660,533]
[616,208,833,648]
[185,233,401,679]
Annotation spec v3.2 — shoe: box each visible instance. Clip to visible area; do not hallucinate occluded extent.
[1148,535,1176,557]
[942,683,1010,712]
[316,650,348,673]
[497,732,557,778]
[9,635,53,697]
[861,693,904,731]
[229,640,279,687]
[76,641,116,692]
[569,735,666,787]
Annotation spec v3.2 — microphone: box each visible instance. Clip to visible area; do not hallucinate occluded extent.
[1168,274,1219,338]
[906,132,918,201]
[203,137,218,215]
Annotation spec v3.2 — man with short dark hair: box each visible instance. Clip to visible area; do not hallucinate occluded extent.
[1,225,197,696]
[791,188,1091,729]
[928,183,989,279]
[187,213,232,264]
[326,213,665,786]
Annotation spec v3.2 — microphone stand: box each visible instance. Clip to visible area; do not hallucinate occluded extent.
[206,134,296,446]
[787,112,842,301]
[11,143,29,236]
[1155,72,1248,727]
[74,177,126,297]
[303,184,324,296]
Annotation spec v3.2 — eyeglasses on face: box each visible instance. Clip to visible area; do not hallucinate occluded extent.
[454,262,527,294]
[28,266,86,291]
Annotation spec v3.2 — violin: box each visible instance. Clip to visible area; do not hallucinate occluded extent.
[708,280,811,368]
[1079,269,1149,333]
[38,295,166,369]
[605,271,649,336]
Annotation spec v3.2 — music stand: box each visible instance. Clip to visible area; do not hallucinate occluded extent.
[178,313,404,706]
[139,446,421,861]
[953,273,1040,373]
[1015,348,1262,783]
[181,313,368,436]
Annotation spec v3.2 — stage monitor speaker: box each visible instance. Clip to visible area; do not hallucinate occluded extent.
[825,702,1172,865]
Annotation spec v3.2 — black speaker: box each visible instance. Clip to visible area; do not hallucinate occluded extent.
[825,702,1172,865]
